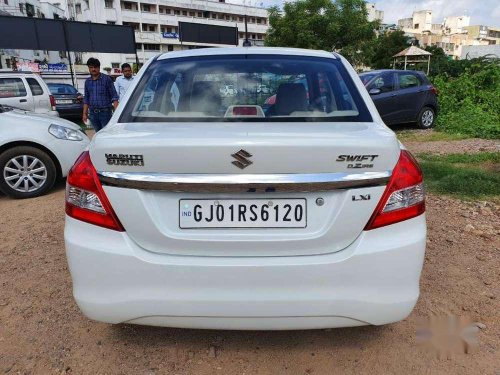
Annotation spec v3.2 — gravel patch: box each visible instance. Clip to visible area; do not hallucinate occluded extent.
[0,187,498,374]
[404,138,499,155]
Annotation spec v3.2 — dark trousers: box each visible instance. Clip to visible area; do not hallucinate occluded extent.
[89,108,113,132]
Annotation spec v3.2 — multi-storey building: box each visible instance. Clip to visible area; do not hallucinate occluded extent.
[0,0,67,69]
[397,10,432,34]
[396,9,499,60]
[463,25,500,45]
[1,0,269,70]
[66,0,269,69]
[443,15,470,35]
[366,2,383,23]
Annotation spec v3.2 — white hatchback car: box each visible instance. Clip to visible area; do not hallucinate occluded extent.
[0,105,89,198]
[64,48,426,330]
[0,72,59,117]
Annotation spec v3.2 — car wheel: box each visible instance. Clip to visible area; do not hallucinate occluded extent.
[0,146,57,199]
[417,107,435,129]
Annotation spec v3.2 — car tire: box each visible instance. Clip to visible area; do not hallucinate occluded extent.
[0,146,57,199]
[417,106,436,129]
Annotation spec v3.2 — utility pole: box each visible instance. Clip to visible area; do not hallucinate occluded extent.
[242,14,251,47]
[62,22,76,87]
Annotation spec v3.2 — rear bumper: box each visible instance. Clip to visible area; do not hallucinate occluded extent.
[64,214,426,330]
[56,104,83,118]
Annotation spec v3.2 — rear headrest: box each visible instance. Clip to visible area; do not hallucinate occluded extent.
[190,81,221,115]
[275,83,307,116]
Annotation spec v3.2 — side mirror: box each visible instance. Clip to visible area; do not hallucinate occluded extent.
[369,88,381,95]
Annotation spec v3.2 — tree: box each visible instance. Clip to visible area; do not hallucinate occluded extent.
[424,45,446,57]
[366,30,411,69]
[421,50,495,78]
[418,45,449,76]
[265,0,378,65]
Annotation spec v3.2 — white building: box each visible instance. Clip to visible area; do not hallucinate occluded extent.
[64,0,269,69]
[396,10,487,60]
[1,0,268,70]
[443,15,470,35]
[398,10,432,33]
[366,2,384,23]
[398,10,471,36]
[0,0,67,69]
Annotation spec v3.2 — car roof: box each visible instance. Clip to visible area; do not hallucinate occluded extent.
[0,71,37,76]
[157,47,337,61]
[359,69,424,75]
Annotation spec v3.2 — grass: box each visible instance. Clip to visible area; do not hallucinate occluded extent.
[395,129,471,142]
[416,152,500,200]
[418,152,500,164]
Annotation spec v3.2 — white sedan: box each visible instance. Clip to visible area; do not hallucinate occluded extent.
[0,105,90,198]
[65,47,426,330]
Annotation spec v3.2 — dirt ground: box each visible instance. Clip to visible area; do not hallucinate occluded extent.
[0,140,499,375]
[405,138,499,155]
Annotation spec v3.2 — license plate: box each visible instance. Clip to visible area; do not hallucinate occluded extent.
[56,99,73,104]
[179,199,307,229]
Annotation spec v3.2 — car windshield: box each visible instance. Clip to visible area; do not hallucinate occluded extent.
[120,55,372,123]
[48,84,78,95]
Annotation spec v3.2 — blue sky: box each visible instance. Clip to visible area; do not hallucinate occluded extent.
[229,0,499,27]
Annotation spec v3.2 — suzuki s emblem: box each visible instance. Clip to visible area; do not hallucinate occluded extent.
[231,149,253,169]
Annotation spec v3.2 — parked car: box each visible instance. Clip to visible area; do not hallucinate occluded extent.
[256,84,269,94]
[359,69,439,128]
[0,104,89,198]
[65,47,426,330]
[220,84,238,96]
[47,83,84,120]
[0,72,58,117]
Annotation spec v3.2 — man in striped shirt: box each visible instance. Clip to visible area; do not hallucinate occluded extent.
[114,63,134,101]
[82,58,119,132]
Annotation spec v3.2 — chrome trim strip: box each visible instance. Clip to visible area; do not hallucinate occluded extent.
[97,171,392,193]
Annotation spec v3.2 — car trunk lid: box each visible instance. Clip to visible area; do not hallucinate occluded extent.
[89,121,400,257]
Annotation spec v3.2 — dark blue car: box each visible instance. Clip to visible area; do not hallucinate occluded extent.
[359,70,439,129]
[47,83,83,120]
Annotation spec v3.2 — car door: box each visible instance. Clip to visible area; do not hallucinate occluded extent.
[0,77,34,111]
[25,77,51,114]
[366,72,399,125]
[396,72,427,122]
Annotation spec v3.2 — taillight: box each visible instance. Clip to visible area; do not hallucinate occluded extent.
[364,150,425,230]
[76,95,83,103]
[233,106,258,116]
[49,95,56,110]
[430,86,438,96]
[66,151,124,231]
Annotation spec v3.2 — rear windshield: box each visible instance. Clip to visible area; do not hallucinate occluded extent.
[48,84,78,95]
[120,55,372,122]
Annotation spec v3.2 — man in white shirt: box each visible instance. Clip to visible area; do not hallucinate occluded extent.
[114,63,134,101]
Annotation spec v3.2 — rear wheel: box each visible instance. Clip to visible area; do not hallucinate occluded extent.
[417,106,435,129]
[0,146,57,199]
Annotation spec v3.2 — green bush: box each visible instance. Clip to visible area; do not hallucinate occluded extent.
[431,59,500,139]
